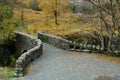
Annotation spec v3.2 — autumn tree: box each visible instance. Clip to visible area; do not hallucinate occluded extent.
[38,0,70,25]
[15,0,26,26]
[86,0,120,54]
[0,4,16,45]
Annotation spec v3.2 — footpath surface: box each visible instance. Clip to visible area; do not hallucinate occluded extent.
[1,43,120,80]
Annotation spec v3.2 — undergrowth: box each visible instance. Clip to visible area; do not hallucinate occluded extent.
[0,67,15,78]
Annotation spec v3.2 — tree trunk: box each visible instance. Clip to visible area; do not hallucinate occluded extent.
[54,10,58,25]
[107,0,115,53]
[54,0,59,25]
[107,32,114,54]
[98,0,105,50]
[21,0,24,27]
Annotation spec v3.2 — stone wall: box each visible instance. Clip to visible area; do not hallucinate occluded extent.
[15,32,43,77]
[38,32,120,54]
[38,32,73,50]
[38,32,104,53]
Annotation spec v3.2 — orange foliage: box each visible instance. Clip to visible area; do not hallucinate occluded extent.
[14,8,100,37]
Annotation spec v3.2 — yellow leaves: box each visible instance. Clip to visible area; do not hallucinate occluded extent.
[14,8,41,23]
[14,5,102,39]
[0,7,16,44]
[38,0,70,16]
[14,7,96,37]
[38,0,54,12]
[0,18,15,45]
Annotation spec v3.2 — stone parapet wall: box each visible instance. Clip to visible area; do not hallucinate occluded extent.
[38,32,120,55]
[38,32,73,50]
[15,32,43,77]
[38,32,104,53]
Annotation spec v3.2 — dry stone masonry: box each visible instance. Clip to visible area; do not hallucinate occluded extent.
[15,32,43,77]
[38,32,105,53]
[38,32,73,50]
[12,31,119,77]
[38,32,120,55]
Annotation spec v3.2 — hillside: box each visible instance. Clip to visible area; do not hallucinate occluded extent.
[14,0,120,54]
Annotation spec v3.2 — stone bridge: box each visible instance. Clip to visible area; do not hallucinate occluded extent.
[0,32,120,80]
[3,43,120,80]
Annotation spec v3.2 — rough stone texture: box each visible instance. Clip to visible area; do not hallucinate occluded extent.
[38,32,73,50]
[38,32,120,54]
[38,32,120,55]
[38,32,104,52]
[113,74,120,80]
[15,32,43,77]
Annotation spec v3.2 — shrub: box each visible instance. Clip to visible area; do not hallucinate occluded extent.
[0,4,16,45]
[0,4,19,67]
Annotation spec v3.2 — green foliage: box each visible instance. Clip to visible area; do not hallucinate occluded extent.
[0,4,16,45]
[10,55,16,66]
[0,4,18,68]
[0,4,13,21]
[0,67,15,78]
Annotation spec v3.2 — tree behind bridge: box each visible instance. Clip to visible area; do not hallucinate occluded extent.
[38,0,70,25]
[86,0,120,54]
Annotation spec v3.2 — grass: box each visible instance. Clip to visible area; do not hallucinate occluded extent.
[0,67,15,78]
[93,53,120,63]
[14,8,98,37]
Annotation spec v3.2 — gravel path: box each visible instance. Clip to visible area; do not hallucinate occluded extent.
[1,43,120,80]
